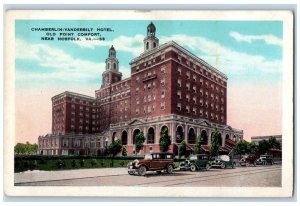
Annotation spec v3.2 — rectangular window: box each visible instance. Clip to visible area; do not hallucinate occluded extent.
[177,79,181,87]
[177,103,181,111]
[161,90,165,98]
[186,83,190,90]
[193,108,197,115]
[160,102,165,110]
[161,78,165,86]
[186,106,190,113]
[177,91,182,99]
[178,67,182,75]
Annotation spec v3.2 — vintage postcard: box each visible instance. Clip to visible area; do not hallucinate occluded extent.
[4,10,294,197]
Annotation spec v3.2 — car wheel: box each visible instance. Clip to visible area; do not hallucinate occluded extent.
[190,164,197,172]
[138,166,147,176]
[206,163,211,171]
[220,163,225,169]
[128,171,135,175]
[167,165,174,174]
[232,162,236,169]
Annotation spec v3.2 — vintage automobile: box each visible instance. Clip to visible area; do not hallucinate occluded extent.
[211,155,236,169]
[179,154,212,172]
[127,152,176,176]
[239,154,257,167]
[256,155,274,165]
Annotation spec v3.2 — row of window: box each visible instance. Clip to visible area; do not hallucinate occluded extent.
[176,103,225,121]
[177,91,225,104]
[135,102,166,115]
[177,78,225,94]
[176,57,226,85]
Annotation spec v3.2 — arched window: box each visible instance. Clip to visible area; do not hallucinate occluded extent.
[113,63,116,69]
[146,42,149,50]
[133,129,141,144]
[153,42,156,48]
[176,126,184,143]
[107,63,110,69]
[218,133,222,146]
[200,130,208,145]
[188,128,196,144]
[121,131,128,145]
[147,127,155,144]
[112,132,117,143]
[226,134,230,140]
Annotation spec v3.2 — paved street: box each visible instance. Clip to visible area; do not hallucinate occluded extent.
[15,164,281,187]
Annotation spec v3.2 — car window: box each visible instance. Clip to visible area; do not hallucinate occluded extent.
[189,155,197,160]
[144,154,152,160]
[202,156,208,160]
[166,154,173,159]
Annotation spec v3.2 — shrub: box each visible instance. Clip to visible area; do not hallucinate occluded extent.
[71,159,77,168]
[56,159,65,169]
[120,161,125,167]
[80,159,85,167]
[91,159,97,167]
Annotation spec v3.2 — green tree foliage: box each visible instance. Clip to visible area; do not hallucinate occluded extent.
[234,140,248,157]
[247,142,258,155]
[194,135,203,154]
[159,127,171,152]
[135,132,146,154]
[258,140,270,155]
[210,129,220,157]
[14,142,38,155]
[179,140,187,158]
[268,136,281,150]
[108,139,122,157]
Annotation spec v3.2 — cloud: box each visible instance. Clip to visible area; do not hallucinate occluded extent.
[159,34,282,75]
[15,38,131,83]
[229,31,282,46]
[74,34,145,56]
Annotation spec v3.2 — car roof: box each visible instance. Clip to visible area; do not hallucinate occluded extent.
[152,152,173,155]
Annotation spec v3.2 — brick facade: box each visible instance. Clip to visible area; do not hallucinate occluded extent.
[38,22,243,156]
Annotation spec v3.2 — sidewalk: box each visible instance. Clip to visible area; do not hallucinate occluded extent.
[14,167,128,184]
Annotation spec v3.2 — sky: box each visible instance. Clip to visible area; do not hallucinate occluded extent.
[15,20,283,143]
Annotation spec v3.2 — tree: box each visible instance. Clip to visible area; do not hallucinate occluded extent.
[135,132,145,155]
[14,142,38,155]
[159,127,171,152]
[210,129,220,157]
[194,135,203,154]
[108,139,122,157]
[179,140,187,158]
[258,140,270,155]
[268,136,281,150]
[234,140,249,158]
[247,142,258,155]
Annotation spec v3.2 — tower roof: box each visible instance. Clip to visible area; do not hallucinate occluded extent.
[147,22,156,34]
[109,45,115,51]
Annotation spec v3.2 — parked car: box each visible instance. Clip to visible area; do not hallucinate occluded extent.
[180,154,212,172]
[239,154,257,167]
[127,152,176,176]
[211,155,236,169]
[256,155,274,165]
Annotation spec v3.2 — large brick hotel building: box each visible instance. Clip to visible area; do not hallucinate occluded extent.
[38,22,243,156]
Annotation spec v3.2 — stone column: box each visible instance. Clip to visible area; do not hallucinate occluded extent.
[184,124,188,142]
[222,131,226,147]
[208,129,212,145]
[128,128,132,145]
[196,128,200,139]
[171,122,175,143]
[155,124,160,144]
